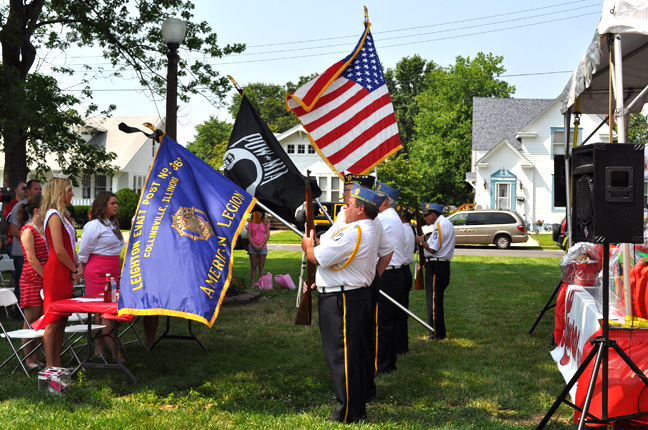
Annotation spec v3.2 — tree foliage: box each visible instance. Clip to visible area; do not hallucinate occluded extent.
[115,187,140,230]
[0,0,244,186]
[628,113,648,143]
[186,116,233,170]
[227,74,318,133]
[409,52,515,205]
[384,55,437,153]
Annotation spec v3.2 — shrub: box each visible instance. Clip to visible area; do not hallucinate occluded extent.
[115,188,139,230]
[70,205,90,228]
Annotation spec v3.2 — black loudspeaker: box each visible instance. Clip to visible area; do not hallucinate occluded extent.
[553,155,567,207]
[571,143,645,243]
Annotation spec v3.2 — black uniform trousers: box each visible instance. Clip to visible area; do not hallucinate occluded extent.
[396,265,412,354]
[376,268,404,373]
[364,272,380,401]
[424,260,451,339]
[318,287,371,423]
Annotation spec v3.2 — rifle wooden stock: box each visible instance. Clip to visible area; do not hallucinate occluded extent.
[295,172,315,325]
[414,201,426,291]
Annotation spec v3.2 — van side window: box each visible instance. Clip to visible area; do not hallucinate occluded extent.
[449,213,467,226]
[466,213,487,225]
[491,213,515,224]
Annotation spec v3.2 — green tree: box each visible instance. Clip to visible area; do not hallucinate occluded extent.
[0,1,244,187]
[410,52,515,205]
[628,113,648,143]
[227,74,318,133]
[186,116,233,169]
[376,153,424,209]
[384,55,437,153]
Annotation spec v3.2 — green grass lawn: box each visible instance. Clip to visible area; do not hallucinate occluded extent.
[0,252,574,429]
[533,233,560,250]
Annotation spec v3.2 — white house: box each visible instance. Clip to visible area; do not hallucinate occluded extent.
[276,125,342,203]
[1,116,164,206]
[469,97,612,231]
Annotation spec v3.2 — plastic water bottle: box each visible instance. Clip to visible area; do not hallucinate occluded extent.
[110,277,117,302]
[104,274,111,303]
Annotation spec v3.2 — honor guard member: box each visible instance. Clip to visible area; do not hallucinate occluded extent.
[396,204,416,354]
[301,184,386,423]
[320,173,394,401]
[415,203,455,340]
[374,181,407,373]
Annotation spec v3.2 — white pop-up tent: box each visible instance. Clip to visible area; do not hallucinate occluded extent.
[545,2,648,427]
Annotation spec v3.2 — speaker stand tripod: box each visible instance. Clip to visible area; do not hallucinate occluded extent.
[536,245,648,429]
[529,279,563,336]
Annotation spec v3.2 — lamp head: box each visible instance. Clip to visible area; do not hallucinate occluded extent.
[162,18,186,48]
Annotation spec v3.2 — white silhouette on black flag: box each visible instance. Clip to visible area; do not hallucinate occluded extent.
[223,95,321,224]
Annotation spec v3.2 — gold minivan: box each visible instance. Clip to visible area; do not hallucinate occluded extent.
[445,209,528,249]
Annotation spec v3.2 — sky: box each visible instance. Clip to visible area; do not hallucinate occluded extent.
[49,0,605,145]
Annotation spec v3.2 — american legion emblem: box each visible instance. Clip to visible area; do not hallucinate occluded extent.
[172,207,214,241]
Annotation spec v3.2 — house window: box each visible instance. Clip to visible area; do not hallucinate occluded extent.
[297,144,305,154]
[94,175,107,196]
[308,145,316,154]
[287,144,295,154]
[132,175,146,195]
[552,127,582,157]
[330,176,340,202]
[319,177,328,197]
[82,175,91,199]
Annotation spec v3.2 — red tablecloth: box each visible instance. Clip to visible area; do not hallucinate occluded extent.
[32,294,132,330]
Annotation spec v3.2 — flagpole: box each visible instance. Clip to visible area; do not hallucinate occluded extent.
[255,200,304,236]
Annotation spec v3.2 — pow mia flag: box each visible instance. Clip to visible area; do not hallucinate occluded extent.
[223,94,321,224]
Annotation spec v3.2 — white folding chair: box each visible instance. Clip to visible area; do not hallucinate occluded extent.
[0,255,15,288]
[0,289,44,377]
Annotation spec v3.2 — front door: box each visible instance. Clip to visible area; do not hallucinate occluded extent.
[495,182,511,210]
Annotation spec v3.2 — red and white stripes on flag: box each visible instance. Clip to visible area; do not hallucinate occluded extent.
[285,22,402,175]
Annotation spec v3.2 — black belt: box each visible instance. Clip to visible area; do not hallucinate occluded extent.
[384,265,403,270]
[425,257,449,262]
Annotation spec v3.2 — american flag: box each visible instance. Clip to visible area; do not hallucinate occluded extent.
[285,23,402,175]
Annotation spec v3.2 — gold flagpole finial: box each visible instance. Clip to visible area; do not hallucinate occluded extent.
[364,6,369,23]
[228,75,244,96]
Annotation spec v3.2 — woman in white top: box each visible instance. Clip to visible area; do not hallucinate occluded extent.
[78,191,124,360]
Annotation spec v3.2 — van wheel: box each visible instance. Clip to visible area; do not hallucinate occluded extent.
[494,234,511,249]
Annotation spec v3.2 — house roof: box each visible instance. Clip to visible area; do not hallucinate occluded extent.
[472,97,553,151]
[45,115,164,171]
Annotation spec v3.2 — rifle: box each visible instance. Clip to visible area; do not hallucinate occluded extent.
[414,201,426,290]
[295,171,315,325]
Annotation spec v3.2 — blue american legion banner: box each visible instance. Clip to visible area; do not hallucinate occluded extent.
[118,134,256,327]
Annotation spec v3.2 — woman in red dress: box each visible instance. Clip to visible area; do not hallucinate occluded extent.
[18,195,47,369]
[41,177,82,368]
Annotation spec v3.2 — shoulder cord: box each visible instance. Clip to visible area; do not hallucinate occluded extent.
[332,225,361,271]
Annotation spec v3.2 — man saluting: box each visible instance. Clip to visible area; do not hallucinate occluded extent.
[301,184,385,424]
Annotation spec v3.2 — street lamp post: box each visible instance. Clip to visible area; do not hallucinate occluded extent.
[161,18,186,141]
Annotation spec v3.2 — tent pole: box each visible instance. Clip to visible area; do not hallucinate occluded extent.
[612,34,634,321]
[564,112,573,250]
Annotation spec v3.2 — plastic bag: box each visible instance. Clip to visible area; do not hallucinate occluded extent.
[257,272,273,290]
[274,273,296,290]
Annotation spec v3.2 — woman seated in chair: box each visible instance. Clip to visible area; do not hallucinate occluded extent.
[18,195,47,369]
[78,191,125,361]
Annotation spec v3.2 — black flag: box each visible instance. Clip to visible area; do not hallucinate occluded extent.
[223,95,321,224]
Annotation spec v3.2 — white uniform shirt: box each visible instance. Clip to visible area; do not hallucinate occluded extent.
[377,207,406,266]
[314,219,378,290]
[423,215,456,260]
[78,219,125,263]
[321,206,394,259]
[402,222,415,265]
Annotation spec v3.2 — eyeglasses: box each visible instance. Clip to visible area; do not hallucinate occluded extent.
[18,187,27,191]
[424,212,432,217]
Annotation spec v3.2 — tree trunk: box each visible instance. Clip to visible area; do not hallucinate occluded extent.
[0,0,44,187]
